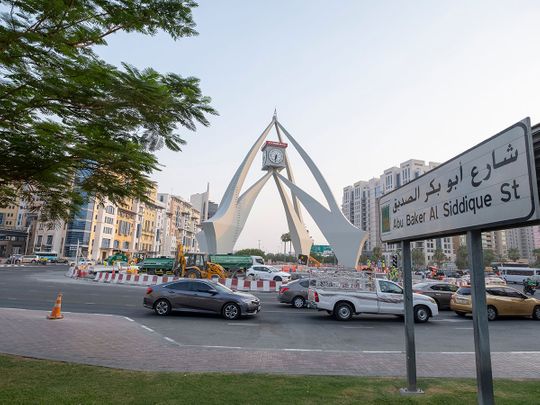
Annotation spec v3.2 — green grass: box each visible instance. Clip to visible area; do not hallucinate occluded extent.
[0,354,538,404]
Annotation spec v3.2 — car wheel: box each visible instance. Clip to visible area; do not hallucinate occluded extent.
[154,299,171,316]
[222,303,241,320]
[532,306,540,320]
[31,260,36,263]
[414,305,430,323]
[455,311,467,317]
[334,302,353,321]
[185,269,201,279]
[292,296,305,308]
[273,276,282,282]
[487,306,497,321]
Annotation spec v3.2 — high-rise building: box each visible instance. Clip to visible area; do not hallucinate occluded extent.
[190,184,218,221]
[342,159,455,265]
[505,225,540,263]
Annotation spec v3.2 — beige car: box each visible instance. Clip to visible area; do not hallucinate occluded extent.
[450,285,540,321]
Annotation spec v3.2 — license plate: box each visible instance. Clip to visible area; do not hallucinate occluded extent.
[457,298,469,304]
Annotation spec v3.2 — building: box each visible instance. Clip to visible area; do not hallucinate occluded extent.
[342,159,455,265]
[190,184,218,221]
[0,199,35,256]
[158,193,201,256]
[505,225,540,263]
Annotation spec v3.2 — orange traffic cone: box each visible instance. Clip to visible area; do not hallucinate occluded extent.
[47,293,64,320]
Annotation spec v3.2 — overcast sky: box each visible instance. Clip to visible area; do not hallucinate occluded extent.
[96,1,540,253]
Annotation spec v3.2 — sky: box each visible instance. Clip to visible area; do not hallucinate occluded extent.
[96,1,540,253]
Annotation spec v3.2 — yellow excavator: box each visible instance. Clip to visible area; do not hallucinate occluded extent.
[175,244,228,279]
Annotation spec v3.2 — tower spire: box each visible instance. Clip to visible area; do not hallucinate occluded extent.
[273,108,277,120]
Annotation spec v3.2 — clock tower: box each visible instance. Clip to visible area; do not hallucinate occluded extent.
[261,140,287,171]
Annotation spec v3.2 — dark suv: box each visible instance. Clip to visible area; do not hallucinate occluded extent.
[144,279,261,320]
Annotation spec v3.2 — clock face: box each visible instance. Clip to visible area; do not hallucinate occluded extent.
[268,149,284,164]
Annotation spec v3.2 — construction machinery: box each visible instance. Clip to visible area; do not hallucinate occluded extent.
[175,244,229,279]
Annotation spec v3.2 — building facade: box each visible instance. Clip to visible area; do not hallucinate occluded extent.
[342,159,456,266]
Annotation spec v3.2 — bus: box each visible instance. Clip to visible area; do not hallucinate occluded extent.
[495,266,540,284]
[35,251,59,263]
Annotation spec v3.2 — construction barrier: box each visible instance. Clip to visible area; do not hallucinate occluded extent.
[91,271,286,291]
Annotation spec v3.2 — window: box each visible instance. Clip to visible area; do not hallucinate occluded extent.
[113,240,119,249]
[104,217,114,224]
[193,282,214,292]
[103,227,113,234]
[168,282,192,291]
[46,235,53,246]
[101,238,110,248]
[123,241,129,250]
[37,235,43,246]
[300,280,309,288]
[379,281,403,294]
[105,205,115,215]
[0,213,3,225]
[502,288,525,298]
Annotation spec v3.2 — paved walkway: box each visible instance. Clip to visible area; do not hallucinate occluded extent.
[1,308,539,378]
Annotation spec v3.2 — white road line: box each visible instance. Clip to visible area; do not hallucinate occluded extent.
[140,325,154,332]
[363,350,403,354]
[432,319,468,323]
[264,310,312,313]
[454,327,473,330]
[124,304,136,307]
[342,326,374,329]
[84,302,96,305]
[227,323,260,326]
[123,317,134,322]
[6,297,17,300]
[164,337,176,343]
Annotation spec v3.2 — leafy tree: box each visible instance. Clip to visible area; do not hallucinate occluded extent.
[507,248,520,262]
[532,248,540,267]
[0,1,216,221]
[411,248,425,270]
[432,248,446,268]
[371,246,382,262]
[483,249,496,268]
[235,248,265,259]
[455,244,469,270]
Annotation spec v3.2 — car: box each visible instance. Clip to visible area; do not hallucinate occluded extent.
[143,279,261,320]
[246,265,291,282]
[450,285,540,321]
[278,278,310,308]
[20,255,39,264]
[413,281,459,310]
[6,254,23,264]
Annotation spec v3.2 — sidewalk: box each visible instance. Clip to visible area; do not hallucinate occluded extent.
[0,308,539,378]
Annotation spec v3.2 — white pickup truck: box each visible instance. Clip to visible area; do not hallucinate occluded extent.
[308,278,439,323]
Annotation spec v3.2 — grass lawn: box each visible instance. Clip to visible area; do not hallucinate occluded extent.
[0,354,538,404]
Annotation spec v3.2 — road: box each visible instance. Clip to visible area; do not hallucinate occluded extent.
[0,265,538,353]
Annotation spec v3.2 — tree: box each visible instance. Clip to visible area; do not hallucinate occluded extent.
[533,248,540,267]
[358,254,369,265]
[455,244,468,270]
[280,233,291,255]
[235,249,265,259]
[507,248,520,262]
[0,1,217,222]
[483,249,496,268]
[371,246,382,262]
[411,248,425,270]
[432,248,446,268]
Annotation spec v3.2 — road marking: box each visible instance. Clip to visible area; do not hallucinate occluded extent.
[84,302,96,305]
[123,317,134,322]
[264,310,313,313]
[342,326,374,329]
[363,350,403,354]
[140,325,154,332]
[227,323,260,326]
[6,298,17,300]
[454,327,473,330]
[124,304,136,307]
[164,337,176,343]
[432,319,468,323]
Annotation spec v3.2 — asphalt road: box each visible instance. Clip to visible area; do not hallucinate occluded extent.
[0,265,538,353]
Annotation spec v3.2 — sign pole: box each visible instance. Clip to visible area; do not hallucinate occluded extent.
[400,240,422,395]
[467,230,494,405]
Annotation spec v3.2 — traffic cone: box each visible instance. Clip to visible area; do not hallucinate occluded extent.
[47,293,64,320]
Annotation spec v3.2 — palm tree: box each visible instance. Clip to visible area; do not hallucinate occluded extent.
[280,233,291,255]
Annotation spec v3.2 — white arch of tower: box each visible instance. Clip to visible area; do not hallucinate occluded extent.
[197,114,367,268]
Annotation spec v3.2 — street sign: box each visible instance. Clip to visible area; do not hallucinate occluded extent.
[310,244,332,255]
[380,118,538,243]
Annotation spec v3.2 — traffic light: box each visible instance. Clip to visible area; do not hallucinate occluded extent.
[392,254,398,268]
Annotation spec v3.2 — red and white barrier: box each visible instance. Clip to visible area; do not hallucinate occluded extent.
[90,272,285,291]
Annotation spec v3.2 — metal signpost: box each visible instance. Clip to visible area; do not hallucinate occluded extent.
[379,118,539,404]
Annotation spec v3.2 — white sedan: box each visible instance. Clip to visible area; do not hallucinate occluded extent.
[246,265,291,282]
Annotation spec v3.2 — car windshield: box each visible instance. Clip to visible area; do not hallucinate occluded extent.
[213,282,233,293]
[457,287,471,295]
